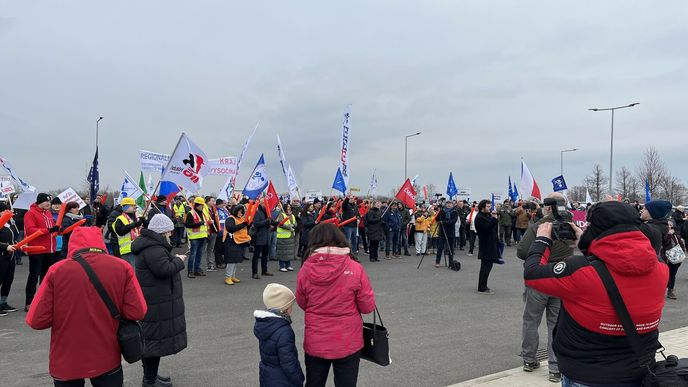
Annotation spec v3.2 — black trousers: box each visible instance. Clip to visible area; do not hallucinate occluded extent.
[369,241,380,261]
[468,231,477,253]
[142,356,161,383]
[252,244,269,275]
[213,235,224,265]
[26,253,55,305]
[305,350,361,387]
[478,260,494,292]
[458,225,466,248]
[53,366,123,387]
[359,228,368,252]
[0,257,16,298]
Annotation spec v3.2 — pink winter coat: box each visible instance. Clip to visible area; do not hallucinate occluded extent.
[296,246,376,360]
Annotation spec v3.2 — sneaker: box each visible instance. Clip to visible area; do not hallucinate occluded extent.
[287,267,294,271]
[224,277,234,286]
[467,253,473,256]
[187,272,195,279]
[548,372,561,383]
[252,274,261,279]
[207,265,217,272]
[279,268,288,272]
[523,361,540,372]
[194,271,207,276]
[434,264,441,268]
[384,255,391,260]
[231,277,241,283]
[262,272,274,276]
[0,303,18,313]
[0,310,7,317]
[476,289,495,295]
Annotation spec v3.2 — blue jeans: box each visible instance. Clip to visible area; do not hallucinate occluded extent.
[279,261,292,269]
[188,238,206,273]
[120,253,135,268]
[561,375,640,387]
[343,227,358,253]
[385,229,400,255]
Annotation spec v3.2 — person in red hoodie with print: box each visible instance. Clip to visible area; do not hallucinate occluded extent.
[23,193,59,312]
[26,226,147,387]
[296,223,376,387]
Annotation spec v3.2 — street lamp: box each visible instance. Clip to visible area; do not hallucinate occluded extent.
[588,103,639,195]
[404,132,421,180]
[96,116,103,149]
[560,148,579,176]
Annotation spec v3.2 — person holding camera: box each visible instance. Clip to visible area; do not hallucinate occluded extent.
[474,200,499,293]
[524,201,668,386]
[516,193,573,382]
[435,200,459,268]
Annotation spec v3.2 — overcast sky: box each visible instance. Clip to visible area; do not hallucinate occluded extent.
[1,1,687,200]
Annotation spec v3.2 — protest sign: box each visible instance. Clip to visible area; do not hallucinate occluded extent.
[58,187,87,209]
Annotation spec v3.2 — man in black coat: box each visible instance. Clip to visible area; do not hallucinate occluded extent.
[475,199,499,295]
[251,203,275,279]
[364,201,384,262]
[456,201,469,250]
[435,200,459,267]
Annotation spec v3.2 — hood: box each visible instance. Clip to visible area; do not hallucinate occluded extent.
[304,246,351,285]
[131,228,172,254]
[588,228,658,276]
[67,227,107,257]
[253,310,291,341]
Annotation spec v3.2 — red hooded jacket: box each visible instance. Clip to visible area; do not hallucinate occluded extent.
[296,246,376,359]
[26,227,148,381]
[23,203,57,254]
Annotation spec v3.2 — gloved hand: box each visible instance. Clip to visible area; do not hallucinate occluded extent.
[48,226,60,233]
[134,219,144,227]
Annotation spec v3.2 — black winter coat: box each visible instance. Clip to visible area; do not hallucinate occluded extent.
[341,199,358,228]
[365,208,384,241]
[437,208,459,237]
[254,310,305,387]
[223,217,248,264]
[299,212,316,246]
[0,223,18,261]
[252,206,272,246]
[131,229,188,358]
[475,211,499,261]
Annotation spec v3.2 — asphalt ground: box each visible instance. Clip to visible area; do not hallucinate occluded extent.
[2,245,687,387]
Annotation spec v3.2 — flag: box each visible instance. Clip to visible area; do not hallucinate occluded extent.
[423,186,428,202]
[160,133,209,193]
[146,174,154,194]
[513,182,519,200]
[551,175,568,192]
[491,193,495,211]
[411,174,419,186]
[286,166,300,201]
[520,159,541,200]
[118,171,145,203]
[446,172,458,199]
[0,156,36,192]
[136,172,148,207]
[395,178,416,209]
[508,176,518,203]
[242,154,269,200]
[159,181,181,204]
[87,148,99,203]
[276,134,289,180]
[218,122,259,200]
[368,169,377,197]
[585,188,593,204]
[332,167,347,194]
[645,178,652,203]
[266,181,279,211]
[339,105,352,189]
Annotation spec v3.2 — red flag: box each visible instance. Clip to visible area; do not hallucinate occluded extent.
[423,186,428,201]
[395,179,417,209]
[266,181,279,211]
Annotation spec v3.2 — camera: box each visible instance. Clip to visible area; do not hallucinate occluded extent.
[543,198,576,241]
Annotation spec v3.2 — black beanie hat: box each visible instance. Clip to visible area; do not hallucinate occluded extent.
[36,193,52,205]
[578,201,640,254]
[51,197,62,205]
[155,194,167,204]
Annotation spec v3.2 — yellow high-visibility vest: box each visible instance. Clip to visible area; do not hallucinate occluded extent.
[186,210,208,240]
[115,213,139,255]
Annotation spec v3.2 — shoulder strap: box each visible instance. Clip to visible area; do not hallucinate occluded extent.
[590,259,647,367]
[72,249,122,320]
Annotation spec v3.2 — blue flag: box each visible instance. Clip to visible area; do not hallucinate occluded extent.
[446,172,458,199]
[645,178,652,203]
[551,175,568,192]
[332,167,347,194]
[513,181,519,200]
[242,154,269,200]
[491,193,495,211]
[508,176,518,202]
[87,147,99,203]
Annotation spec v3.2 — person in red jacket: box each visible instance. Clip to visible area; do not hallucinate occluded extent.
[23,193,58,311]
[524,201,668,386]
[26,227,148,387]
[296,223,376,387]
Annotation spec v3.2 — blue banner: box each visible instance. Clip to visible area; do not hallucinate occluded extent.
[332,167,347,194]
[446,172,458,199]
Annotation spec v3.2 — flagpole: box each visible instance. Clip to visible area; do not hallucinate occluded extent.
[143,132,185,216]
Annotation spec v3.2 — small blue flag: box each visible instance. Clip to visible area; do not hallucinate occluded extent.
[332,167,347,194]
[552,175,568,192]
[446,172,458,199]
[513,181,519,200]
[645,178,652,203]
[491,193,495,211]
[87,147,99,203]
[508,176,518,202]
[242,154,269,199]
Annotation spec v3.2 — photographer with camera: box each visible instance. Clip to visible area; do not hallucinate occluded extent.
[434,199,459,268]
[515,193,574,382]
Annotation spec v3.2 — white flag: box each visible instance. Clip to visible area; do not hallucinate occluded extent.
[368,169,377,197]
[118,171,145,203]
[585,188,593,204]
[218,122,259,201]
[276,134,289,179]
[0,156,36,192]
[339,105,351,189]
[286,166,300,200]
[161,133,210,193]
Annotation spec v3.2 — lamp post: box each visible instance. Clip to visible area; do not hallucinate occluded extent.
[560,148,579,176]
[96,116,103,149]
[588,103,638,195]
[404,132,421,180]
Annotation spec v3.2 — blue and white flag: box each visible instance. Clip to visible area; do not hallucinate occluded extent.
[552,175,568,192]
[117,171,145,203]
[87,148,99,203]
[332,167,347,194]
[491,193,496,211]
[242,154,269,200]
[0,156,36,192]
[446,172,458,199]
[645,178,652,203]
[339,105,352,189]
[368,169,378,197]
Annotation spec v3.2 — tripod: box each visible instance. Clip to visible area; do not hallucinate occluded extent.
[417,211,453,270]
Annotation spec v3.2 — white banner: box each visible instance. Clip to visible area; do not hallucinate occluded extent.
[0,156,36,192]
[0,176,14,197]
[491,193,504,203]
[368,169,377,197]
[139,150,170,173]
[13,191,37,210]
[208,156,239,176]
[456,188,471,202]
[218,122,259,201]
[339,105,352,189]
[160,133,209,193]
[58,187,88,210]
[305,191,323,202]
[118,171,145,203]
[286,166,300,200]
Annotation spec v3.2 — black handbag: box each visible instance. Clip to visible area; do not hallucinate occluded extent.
[73,249,145,364]
[591,260,688,386]
[361,307,391,366]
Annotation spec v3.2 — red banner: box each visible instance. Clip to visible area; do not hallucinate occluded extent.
[572,210,588,231]
[266,181,279,212]
[395,179,416,209]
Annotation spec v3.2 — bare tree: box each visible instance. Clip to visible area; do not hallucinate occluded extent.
[627,176,641,201]
[585,164,608,201]
[568,185,587,202]
[426,183,437,198]
[658,176,687,204]
[636,146,668,199]
[615,166,635,200]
